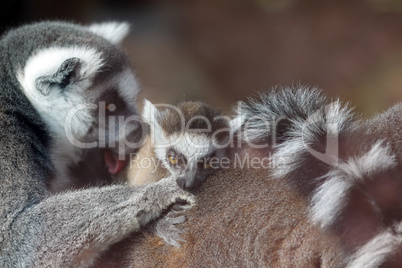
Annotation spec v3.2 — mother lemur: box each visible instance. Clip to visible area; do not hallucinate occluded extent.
[0,21,197,267]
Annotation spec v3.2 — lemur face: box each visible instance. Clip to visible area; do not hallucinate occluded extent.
[16,22,143,190]
[164,135,226,190]
[142,100,229,190]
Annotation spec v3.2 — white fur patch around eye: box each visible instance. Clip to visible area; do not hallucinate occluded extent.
[87,22,130,44]
[170,133,216,160]
[310,142,396,228]
[151,132,216,168]
[346,224,402,268]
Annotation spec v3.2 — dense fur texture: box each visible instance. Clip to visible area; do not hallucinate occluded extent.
[13,21,142,191]
[0,21,195,267]
[96,152,346,267]
[97,87,402,267]
[120,100,229,190]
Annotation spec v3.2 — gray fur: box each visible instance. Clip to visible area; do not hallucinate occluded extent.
[154,214,186,248]
[0,21,194,267]
[96,87,402,267]
[234,86,329,143]
[141,100,229,190]
[236,87,402,264]
[35,57,82,95]
[234,87,357,190]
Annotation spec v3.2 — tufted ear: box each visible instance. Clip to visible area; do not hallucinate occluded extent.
[35,57,82,95]
[87,22,130,44]
[18,47,103,98]
[142,99,160,125]
[142,99,167,147]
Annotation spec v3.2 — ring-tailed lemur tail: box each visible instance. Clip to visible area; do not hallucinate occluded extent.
[121,99,230,190]
[233,86,402,267]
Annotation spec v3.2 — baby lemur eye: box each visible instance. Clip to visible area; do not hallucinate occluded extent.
[167,152,186,168]
[168,155,178,165]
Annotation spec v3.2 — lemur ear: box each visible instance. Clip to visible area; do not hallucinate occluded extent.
[87,22,130,44]
[35,58,82,96]
[142,99,167,146]
[142,99,160,125]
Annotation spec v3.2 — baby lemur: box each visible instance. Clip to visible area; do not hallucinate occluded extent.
[121,100,230,190]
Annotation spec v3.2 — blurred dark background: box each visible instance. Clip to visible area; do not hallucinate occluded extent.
[3,0,402,115]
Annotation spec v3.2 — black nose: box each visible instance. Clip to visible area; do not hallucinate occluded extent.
[176,173,208,191]
[176,177,187,190]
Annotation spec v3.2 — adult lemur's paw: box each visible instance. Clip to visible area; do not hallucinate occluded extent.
[171,197,195,212]
[154,214,186,248]
[156,176,196,207]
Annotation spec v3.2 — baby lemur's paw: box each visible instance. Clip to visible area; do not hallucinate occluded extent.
[154,214,186,248]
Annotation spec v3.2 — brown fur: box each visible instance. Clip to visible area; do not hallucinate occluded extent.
[120,137,169,186]
[159,101,228,139]
[118,100,229,187]
[95,99,402,267]
[95,148,346,267]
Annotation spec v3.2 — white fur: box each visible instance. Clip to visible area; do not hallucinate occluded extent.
[17,47,104,192]
[168,133,216,160]
[142,100,171,163]
[151,131,216,170]
[302,101,353,166]
[310,142,396,228]
[229,101,246,135]
[229,114,246,135]
[17,46,104,138]
[142,99,168,151]
[117,69,139,105]
[143,100,217,172]
[310,173,352,228]
[327,100,349,134]
[17,46,141,192]
[234,87,336,144]
[88,22,130,44]
[272,137,306,178]
[346,225,402,268]
[234,100,273,142]
[273,101,353,178]
[160,132,216,174]
[338,141,396,180]
[142,99,156,125]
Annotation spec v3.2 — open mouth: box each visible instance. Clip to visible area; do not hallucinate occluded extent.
[103,149,126,175]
